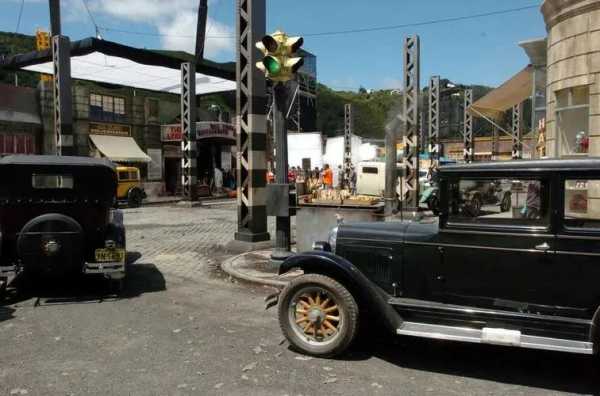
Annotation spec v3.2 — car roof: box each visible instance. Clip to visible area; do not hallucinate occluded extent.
[0,155,115,169]
[439,158,600,174]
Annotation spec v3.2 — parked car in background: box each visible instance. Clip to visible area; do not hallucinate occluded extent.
[355,161,404,197]
[0,156,127,292]
[272,158,600,359]
[116,166,146,208]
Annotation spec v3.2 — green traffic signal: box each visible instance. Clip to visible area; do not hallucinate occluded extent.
[263,56,281,75]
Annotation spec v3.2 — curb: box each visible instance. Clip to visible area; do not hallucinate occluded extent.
[220,251,289,288]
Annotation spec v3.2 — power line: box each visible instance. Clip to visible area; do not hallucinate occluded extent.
[15,0,25,33]
[96,3,539,40]
[81,0,101,38]
[301,4,541,37]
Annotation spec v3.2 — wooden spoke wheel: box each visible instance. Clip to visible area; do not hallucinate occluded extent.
[278,273,358,358]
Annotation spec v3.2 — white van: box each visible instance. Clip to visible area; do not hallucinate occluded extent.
[356,161,405,197]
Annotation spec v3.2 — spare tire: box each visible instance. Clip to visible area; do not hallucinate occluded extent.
[128,188,143,208]
[17,213,84,277]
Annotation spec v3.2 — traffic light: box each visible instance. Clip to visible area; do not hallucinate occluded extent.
[256,30,304,82]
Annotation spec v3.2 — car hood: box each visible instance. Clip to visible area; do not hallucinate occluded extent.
[337,217,438,244]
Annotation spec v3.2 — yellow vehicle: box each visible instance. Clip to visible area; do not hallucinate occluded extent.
[116,166,146,208]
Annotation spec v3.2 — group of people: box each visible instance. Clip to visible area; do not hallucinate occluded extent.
[268,163,357,193]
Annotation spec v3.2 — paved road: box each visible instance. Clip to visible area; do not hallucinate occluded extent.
[1,204,599,395]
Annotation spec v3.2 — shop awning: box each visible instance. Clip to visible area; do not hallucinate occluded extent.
[468,65,533,120]
[89,134,151,163]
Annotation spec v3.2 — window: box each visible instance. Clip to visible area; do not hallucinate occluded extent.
[147,98,159,119]
[362,167,378,174]
[118,171,129,181]
[564,179,600,229]
[447,177,549,228]
[32,174,74,189]
[89,94,126,122]
[556,86,589,156]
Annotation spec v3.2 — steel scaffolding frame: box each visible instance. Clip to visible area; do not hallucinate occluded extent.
[235,0,269,243]
[512,103,522,160]
[180,62,198,201]
[463,89,473,163]
[52,35,74,156]
[402,35,420,209]
[343,103,353,184]
[428,76,440,165]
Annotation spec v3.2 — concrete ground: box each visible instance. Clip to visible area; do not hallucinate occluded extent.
[1,204,599,395]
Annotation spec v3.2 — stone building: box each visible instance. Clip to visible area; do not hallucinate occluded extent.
[0,83,41,155]
[542,0,600,157]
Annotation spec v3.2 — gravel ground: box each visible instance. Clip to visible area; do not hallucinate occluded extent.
[1,204,599,395]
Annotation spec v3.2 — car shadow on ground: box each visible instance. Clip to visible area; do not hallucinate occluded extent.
[3,252,166,306]
[0,305,15,323]
[342,333,600,394]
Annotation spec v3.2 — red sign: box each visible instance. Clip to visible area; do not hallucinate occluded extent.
[161,125,183,142]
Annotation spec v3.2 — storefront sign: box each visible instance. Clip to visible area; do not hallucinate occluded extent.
[89,122,131,137]
[161,122,235,142]
[147,148,162,181]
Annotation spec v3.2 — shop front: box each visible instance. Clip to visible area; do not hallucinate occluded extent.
[161,122,236,196]
[88,122,151,165]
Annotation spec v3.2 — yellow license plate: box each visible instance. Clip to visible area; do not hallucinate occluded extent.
[95,248,125,263]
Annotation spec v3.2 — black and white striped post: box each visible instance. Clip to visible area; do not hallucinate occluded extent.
[180,61,198,202]
[234,0,270,243]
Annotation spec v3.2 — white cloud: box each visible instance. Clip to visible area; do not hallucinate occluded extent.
[80,0,233,58]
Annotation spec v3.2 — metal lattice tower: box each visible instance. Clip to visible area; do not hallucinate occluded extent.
[235,0,269,243]
[52,35,74,156]
[512,103,522,160]
[428,76,440,165]
[402,35,420,209]
[463,89,473,163]
[343,103,353,183]
[180,62,198,201]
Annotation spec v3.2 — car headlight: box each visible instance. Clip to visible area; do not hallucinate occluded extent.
[328,226,339,253]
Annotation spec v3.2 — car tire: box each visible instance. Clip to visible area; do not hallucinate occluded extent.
[128,188,143,208]
[278,273,359,358]
[500,192,511,212]
[469,195,482,217]
[428,196,440,216]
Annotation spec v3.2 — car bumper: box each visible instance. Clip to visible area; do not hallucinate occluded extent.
[84,262,125,278]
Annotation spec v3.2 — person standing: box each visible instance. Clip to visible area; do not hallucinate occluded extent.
[322,164,333,189]
[337,165,344,189]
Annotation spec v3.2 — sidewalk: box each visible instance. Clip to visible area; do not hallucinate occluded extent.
[221,249,301,288]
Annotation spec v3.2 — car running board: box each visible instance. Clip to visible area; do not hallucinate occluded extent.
[396,322,594,355]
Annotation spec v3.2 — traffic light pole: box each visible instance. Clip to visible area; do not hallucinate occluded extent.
[271,82,292,262]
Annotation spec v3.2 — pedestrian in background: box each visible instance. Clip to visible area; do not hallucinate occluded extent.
[337,165,344,189]
[323,164,333,189]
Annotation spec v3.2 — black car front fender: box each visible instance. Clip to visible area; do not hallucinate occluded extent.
[280,251,403,332]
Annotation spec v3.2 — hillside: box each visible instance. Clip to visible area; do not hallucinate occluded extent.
[0,32,38,88]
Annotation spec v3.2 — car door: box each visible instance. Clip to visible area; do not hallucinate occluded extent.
[436,175,559,314]
[553,175,600,319]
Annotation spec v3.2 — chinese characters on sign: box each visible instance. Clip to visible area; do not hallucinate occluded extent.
[160,122,235,142]
[89,122,131,137]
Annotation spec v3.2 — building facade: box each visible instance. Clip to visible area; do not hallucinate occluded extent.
[542,0,600,157]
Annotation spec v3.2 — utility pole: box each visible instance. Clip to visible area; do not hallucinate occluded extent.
[255,30,304,265]
[180,62,198,202]
[49,0,74,156]
[271,82,291,260]
[195,0,208,60]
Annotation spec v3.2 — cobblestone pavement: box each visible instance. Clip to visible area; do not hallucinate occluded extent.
[1,205,599,395]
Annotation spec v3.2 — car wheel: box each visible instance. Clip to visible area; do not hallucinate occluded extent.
[469,195,482,217]
[500,192,511,212]
[278,273,359,358]
[128,189,143,208]
[428,196,440,216]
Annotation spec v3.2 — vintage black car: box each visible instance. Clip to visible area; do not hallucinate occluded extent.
[274,159,600,358]
[0,155,126,291]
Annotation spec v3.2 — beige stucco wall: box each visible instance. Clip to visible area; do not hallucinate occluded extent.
[542,0,600,157]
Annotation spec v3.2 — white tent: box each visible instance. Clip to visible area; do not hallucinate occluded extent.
[23,51,235,95]
[287,132,323,169]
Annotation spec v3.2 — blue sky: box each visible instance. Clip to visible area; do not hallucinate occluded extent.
[3,0,547,90]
